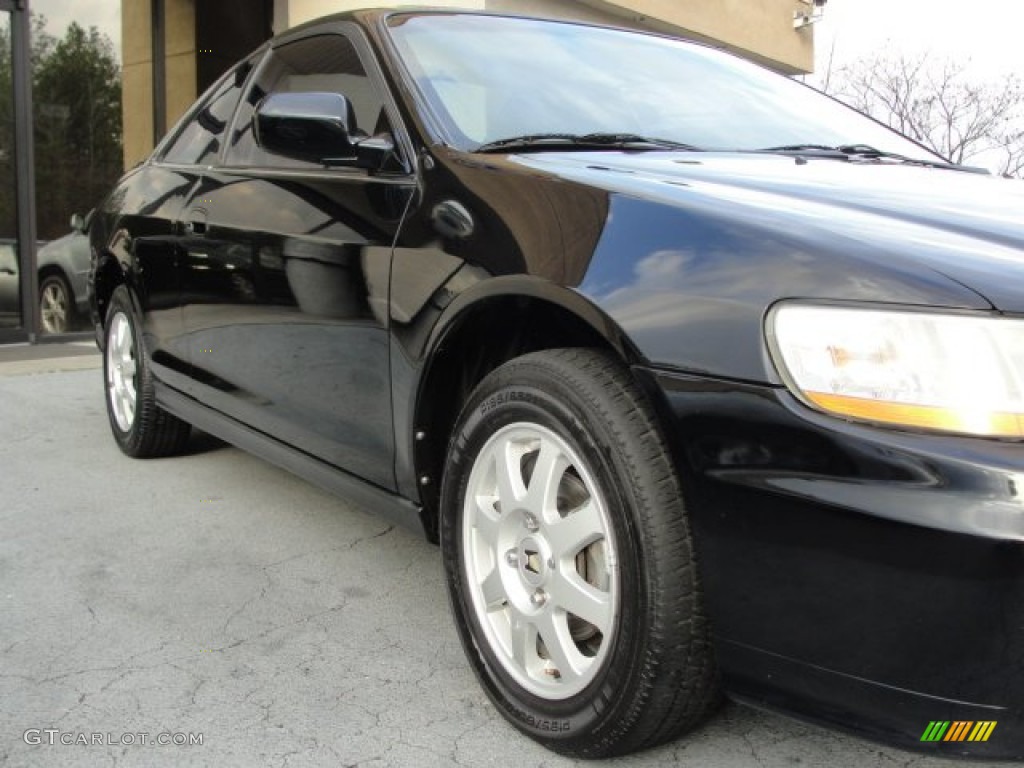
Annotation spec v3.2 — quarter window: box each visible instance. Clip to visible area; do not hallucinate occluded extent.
[161,61,254,166]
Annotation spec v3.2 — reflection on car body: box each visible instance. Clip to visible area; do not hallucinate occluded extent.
[0,212,92,334]
[88,9,1024,760]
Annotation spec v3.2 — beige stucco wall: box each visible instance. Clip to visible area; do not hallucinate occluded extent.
[583,0,813,73]
[122,0,197,169]
[121,0,154,168]
[165,0,197,129]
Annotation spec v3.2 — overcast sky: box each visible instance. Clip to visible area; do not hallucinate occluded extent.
[36,0,121,59]
[814,0,1022,80]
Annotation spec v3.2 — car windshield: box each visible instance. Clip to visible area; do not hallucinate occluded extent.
[387,13,943,162]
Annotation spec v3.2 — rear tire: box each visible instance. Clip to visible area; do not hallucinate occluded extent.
[440,348,719,758]
[103,285,190,457]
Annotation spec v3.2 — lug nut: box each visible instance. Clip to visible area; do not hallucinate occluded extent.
[524,514,540,532]
[505,549,519,566]
[530,589,547,607]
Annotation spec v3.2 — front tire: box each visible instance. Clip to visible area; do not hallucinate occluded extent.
[441,349,719,757]
[39,274,72,334]
[103,285,190,457]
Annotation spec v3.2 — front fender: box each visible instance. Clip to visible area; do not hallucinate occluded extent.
[426,274,638,364]
[572,190,991,385]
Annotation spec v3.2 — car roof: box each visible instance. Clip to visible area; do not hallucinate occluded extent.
[281,6,643,40]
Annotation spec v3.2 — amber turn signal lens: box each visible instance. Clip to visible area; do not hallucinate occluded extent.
[805,392,1024,438]
[769,304,1024,439]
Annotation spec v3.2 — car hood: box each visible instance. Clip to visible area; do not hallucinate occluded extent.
[518,151,1024,312]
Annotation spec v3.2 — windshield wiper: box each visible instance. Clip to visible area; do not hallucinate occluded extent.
[475,132,701,153]
[839,144,991,173]
[755,143,989,173]
[758,143,842,153]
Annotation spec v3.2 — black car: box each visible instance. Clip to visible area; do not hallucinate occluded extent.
[88,9,1024,759]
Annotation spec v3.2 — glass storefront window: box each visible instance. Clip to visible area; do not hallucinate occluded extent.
[32,2,122,334]
[0,10,20,331]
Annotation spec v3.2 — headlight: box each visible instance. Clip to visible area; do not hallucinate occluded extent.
[767,304,1024,438]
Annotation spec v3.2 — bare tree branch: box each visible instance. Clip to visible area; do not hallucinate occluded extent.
[822,51,1024,176]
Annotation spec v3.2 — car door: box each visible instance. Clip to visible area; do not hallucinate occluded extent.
[93,167,195,376]
[93,61,260,387]
[177,26,414,491]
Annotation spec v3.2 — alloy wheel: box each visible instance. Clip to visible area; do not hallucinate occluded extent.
[106,311,138,432]
[462,422,619,699]
[40,280,69,334]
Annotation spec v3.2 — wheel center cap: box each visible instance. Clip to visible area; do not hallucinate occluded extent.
[518,536,551,587]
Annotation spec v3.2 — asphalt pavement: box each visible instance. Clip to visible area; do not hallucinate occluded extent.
[0,356,1008,767]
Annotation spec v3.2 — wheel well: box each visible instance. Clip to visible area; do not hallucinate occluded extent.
[414,295,635,540]
[38,264,68,286]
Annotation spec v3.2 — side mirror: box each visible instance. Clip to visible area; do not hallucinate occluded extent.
[255,92,357,164]
[353,134,399,172]
[70,213,86,233]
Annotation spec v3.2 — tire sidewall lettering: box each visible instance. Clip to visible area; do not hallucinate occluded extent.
[445,379,646,745]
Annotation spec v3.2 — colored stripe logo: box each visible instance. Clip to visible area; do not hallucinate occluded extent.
[921,721,997,743]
